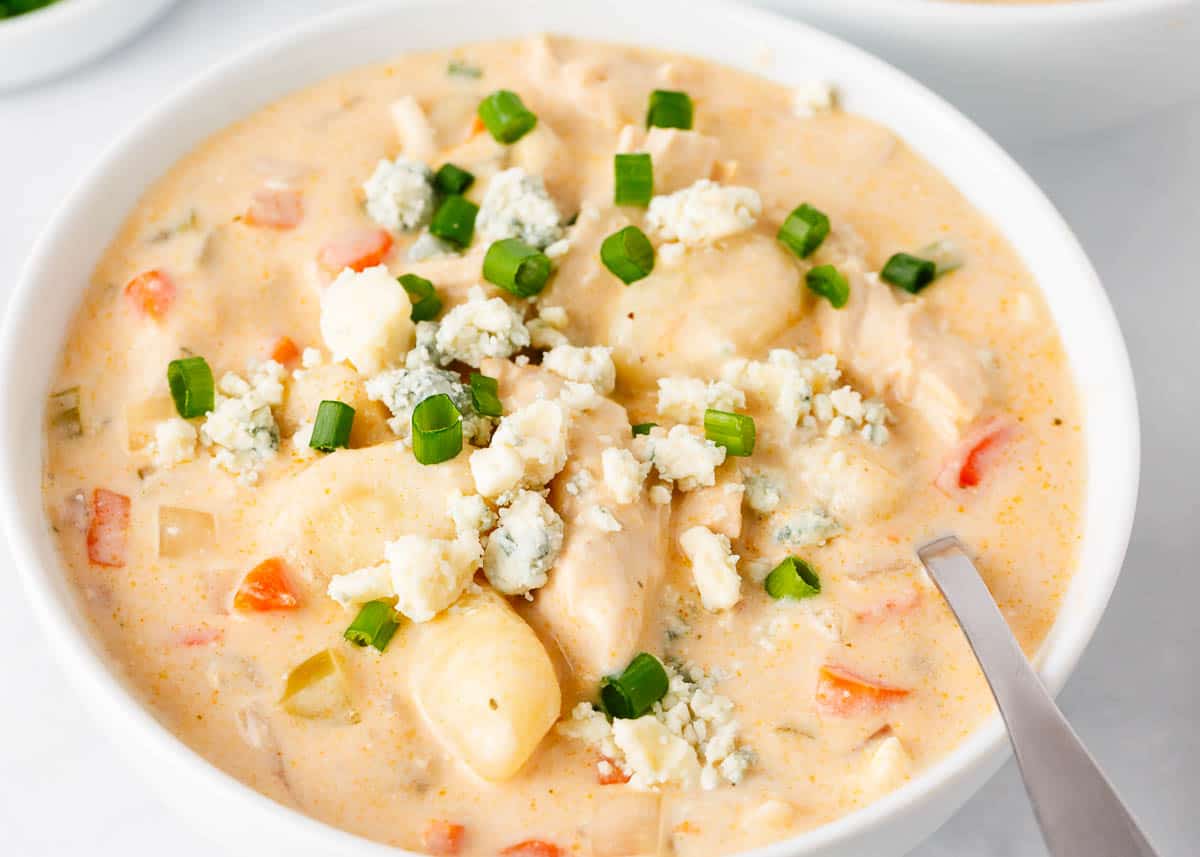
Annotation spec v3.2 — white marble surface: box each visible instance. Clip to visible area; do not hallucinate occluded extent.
[1,1,1196,854]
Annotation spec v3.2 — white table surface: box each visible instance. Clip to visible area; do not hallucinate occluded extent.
[1,1,1196,854]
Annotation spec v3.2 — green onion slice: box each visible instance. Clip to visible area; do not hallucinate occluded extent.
[482,238,552,297]
[805,264,850,309]
[469,372,503,418]
[447,59,483,79]
[344,599,400,651]
[478,90,537,144]
[704,409,756,457]
[777,203,830,259]
[764,556,821,600]
[412,394,463,465]
[631,422,657,437]
[600,226,655,285]
[398,273,442,322]
[429,194,478,249]
[600,652,669,719]
[646,89,694,130]
[917,239,964,277]
[881,252,937,294]
[614,153,653,206]
[310,400,355,451]
[434,162,475,196]
[167,356,215,419]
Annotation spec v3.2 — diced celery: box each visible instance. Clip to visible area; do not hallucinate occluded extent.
[280,649,358,722]
[157,506,214,558]
[48,387,82,438]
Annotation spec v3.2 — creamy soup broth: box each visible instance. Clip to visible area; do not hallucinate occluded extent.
[43,36,1083,857]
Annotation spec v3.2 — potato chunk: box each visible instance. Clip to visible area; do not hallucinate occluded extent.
[411,590,560,781]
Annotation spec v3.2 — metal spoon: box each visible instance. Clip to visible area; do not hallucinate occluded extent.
[916,535,1158,857]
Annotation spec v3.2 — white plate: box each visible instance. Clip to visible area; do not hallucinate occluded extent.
[0,0,178,90]
[0,1,1139,855]
[757,0,1200,144]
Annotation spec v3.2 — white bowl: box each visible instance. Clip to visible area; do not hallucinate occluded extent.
[0,1,1139,855]
[0,0,178,90]
[757,0,1200,144]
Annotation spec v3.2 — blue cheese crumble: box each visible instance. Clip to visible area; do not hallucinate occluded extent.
[482,489,564,596]
[362,157,435,233]
[199,361,286,483]
[645,179,762,246]
[365,366,493,446]
[476,167,564,249]
[435,286,531,367]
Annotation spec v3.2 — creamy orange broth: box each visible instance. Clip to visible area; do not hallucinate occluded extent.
[42,36,1083,856]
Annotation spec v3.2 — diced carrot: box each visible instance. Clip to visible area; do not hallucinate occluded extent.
[421,820,466,856]
[269,335,301,367]
[245,186,304,229]
[86,488,131,567]
[233,558,302,612]
[815,666,909,717]
[468,114,485,138]
[124,269,175,320]
[855,582,922,625]
[318,228,393,272]
[178,627,223,647]
[935,416,1019,494]
[597,756,631,785]
[499,841,564,857]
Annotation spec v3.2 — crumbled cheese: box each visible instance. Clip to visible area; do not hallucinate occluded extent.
[721,349,837,425]
[447,491,496,538]
[405,320,446,369]
[365,365,492,445]
[792,81,835,118]
[385,533,481,622]
[326,563,393,609]
[679,525,741,612]
[150,418,197,468]
[542,344,616,394]
[362,157,435,232]
[300,348,322,369]
[743,470,782,513]
[544,238,571,260]
[406,231,456,262]
[200,362,285,483]
[476,167,564,249]
[650,484,673,505]
[656,377,745,424]
[435,286,530,367]
[290,420,318,459]
[636,425,726,492]
[320,265,415,375]
[586,505,623,533]
[774,507,842,547]
[527,308,570,350]
[557,661,753,791]
[470,399,570,499]
[601,446,648,505]
[558,381,603,412]
[538,305,569,328]
[483,490,564,595]
[645,179,761,245]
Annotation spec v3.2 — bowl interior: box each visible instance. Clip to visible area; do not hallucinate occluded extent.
[0,1,1138,854]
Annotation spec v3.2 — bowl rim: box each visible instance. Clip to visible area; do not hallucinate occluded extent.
[0,0,1139,855]
[824,0,1188,21]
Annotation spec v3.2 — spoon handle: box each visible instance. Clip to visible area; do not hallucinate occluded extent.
[917,536,1158,857]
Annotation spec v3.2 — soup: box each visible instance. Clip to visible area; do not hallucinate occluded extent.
[42,35,1083,856]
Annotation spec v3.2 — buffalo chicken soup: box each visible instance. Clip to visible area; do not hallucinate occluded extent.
[43,36,1083,857]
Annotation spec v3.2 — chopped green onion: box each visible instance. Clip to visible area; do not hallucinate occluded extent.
[344,600,400,651]
[412,394,463,465]
[646,90,693,130]
[447,59,483,79]
[881,252,937,294]
[429,194,478,249]
[806,264,850,309]
[478,90,537,144]
[704,409,756,457]
[48,386,82,438]
[631,422,657,436]
[434,162,475,196]
[614,153,653,206]
[398,273,442,322]
[310,400,355,451]
[764,556,821,600]
[483,238,552,297]
[599,652,669,719]
[777,203,830,259]
[600,226,655,285]
[166,356,214,419]
[469,373,503,418]
[918,239,964,277]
